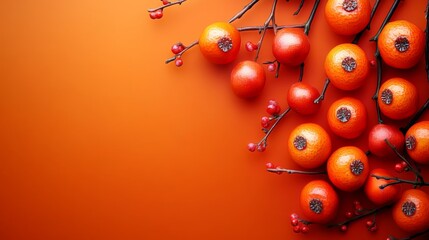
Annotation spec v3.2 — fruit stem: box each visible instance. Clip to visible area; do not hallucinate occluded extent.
[298,63,304,82]
[370,0,402,42]
[293,0,305,15]
[303,0,320,35]
[384,139,425,184]
[426,0,429,81]
[313,78,330,104]
[267,167,326,175]
[165,40,199,64]
[255,107,291,149]
[147,0,187,12]
[372,174,429,189]
[352,0,381,44]
[372,48,384,124]
[400,97,429,134]
[229,0,260,23]
[254,0,278,62]
[328,205,390,228]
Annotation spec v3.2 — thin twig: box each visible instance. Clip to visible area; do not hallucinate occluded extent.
[256,107,291,148]
[267,167,326,175]
[372,174,429,189]
[254,0,278,62]
[229,0,260,23]
[147,0,187,12]
[329,205,390,228]
[165,40,198,64]
[314,78,330,104]
[400,97,429,134]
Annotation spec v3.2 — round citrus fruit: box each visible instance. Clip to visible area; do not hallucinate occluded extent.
[364,168,402,206]
[325,43,369,91]
[230,60,265,99]
[324,0,371,36]
[392,189,429,233]
[378,20,425,69]
[405,121,429,164]
[327,97,367,139]
[272,28,310,66]
[327,146,369,192]
[300,180,339,224]
[287,123,332,169]
[368,124,405,157]
[199,22,241,64]
[378,77,418,120]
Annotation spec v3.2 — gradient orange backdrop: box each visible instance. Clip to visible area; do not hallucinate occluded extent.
[1,0,428,239]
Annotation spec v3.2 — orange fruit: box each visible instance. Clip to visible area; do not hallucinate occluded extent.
[325,43,370,91]
[199,22,241,64]
[364,168,402,206]
[324,0,371,36]
[287,123,332,169]
[378,77,418,120]
[327,146,369,192]
[300,180,339,224]
[327,97,367,139]
[405,121,429,164]
[378,20,425,69]
[392,189,429,233]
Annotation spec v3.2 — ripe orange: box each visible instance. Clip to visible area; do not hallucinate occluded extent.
[378,77,418,120]
[325,43,370,91]
[327,146,369,192]
[392,189,429,233]
[324,0,371,36]
[199,22,241,64]
[378,20,425,69]
[405,121,429,164]
[300,180,339,224]
[287,123,332,169]
[364,168,402,206]
[327,97,367,139]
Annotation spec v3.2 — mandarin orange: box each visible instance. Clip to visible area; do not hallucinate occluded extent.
[287,123,332,169]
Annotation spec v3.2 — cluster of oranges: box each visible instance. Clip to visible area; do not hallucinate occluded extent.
[150,0,429,237]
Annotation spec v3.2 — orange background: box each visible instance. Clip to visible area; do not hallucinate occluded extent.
[0,0,428,239]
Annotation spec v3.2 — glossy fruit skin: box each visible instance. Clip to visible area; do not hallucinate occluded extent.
[378,77,418,120]
[392,189,429,233]
[368,124,405,157]
[287,82,321,115]
[230,61,265,99]
[300,180,339,224]
[324,0,371,36]
[378,20,425,69]
[327,97,367,139]
[325,43,369,91]
[364,168,402,206]
[199,22,241,64]
[287,123,332,169]
[405,121,429,164]
[272,28,310,66]
[327,146,369,192]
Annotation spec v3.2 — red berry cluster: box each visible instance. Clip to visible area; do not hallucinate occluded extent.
[290,213,310,234]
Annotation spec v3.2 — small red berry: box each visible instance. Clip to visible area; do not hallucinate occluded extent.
[154,9,163,19]
[290,213,299,220]
[261,116,270,128]
[366,220,374,227]
[267,104,281,116]
[162,0,170,5]
[291,218,299,226]
[345,211,353,218]
[301,225,309,233]
[370,59,376,67]
[394,163,404,173]
[340,225,347,232]
[247,143,257,152]
[267,63,276,72]
[171,43,184,54]
[257,144,266,152]
[175,58,183,67]
[292,225,301,233]
[245,41,258,52]
[149,11,158,19]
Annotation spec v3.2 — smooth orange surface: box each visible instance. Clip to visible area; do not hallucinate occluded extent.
[0,1,428,240]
